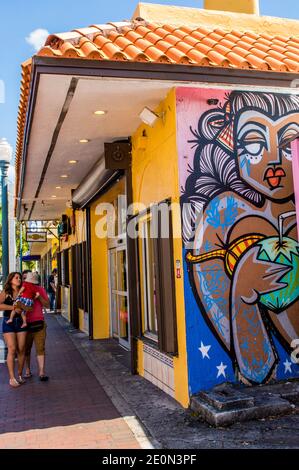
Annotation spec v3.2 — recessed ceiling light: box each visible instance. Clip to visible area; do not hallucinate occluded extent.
[79,139,89,143]
[69,160,78,164]
[51,195,57,198]
[56,186,62,189]
[94,110,106,115]
[60,175,69,178]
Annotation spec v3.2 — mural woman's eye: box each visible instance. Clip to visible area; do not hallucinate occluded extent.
[279,124,299,162]
[238,130,267,160]
[281,144,292,161]
[238,137,265,166]
[243,140,265,156]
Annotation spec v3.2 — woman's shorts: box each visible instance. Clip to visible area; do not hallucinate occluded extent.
[25,322,47,356]
[2,316,28,333]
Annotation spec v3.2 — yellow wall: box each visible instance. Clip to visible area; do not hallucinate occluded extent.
[137,339,144,376]
[39,239,53,258]
[90,178,125,340]
[204,0,259,15]
[133,3,299,36]
[60,209,86,251]
[54,209,86,329]
[51,238,58,270]
[131,88,189,407]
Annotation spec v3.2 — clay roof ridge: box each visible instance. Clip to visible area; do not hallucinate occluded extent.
[44,19,149,49]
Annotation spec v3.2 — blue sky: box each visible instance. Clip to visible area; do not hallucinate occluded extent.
[0,0,298,154]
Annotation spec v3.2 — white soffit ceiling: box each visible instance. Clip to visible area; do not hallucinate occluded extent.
[21,74,174,220]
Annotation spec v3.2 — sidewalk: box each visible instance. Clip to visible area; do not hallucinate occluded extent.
[0,313,146,449]
[0,312,298,449]
[58,315,299,449]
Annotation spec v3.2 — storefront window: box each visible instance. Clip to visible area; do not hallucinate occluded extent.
[111,194,127,237]
[109,244,129,347]
[61,249,69,286]
[117,249,127,293]
[118,294,128,342]
[135,201,178,355]
[140,218,158,339]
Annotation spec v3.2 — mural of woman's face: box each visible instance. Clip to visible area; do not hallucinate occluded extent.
[236,110,299,200]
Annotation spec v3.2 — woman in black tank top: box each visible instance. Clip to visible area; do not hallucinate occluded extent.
[0,272,26,387]
[3,295,14,318]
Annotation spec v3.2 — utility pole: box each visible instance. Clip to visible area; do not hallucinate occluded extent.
[20,222,23,274]
[0,138,12,281]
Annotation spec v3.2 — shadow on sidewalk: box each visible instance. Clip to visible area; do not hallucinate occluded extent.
[0,313,123,434]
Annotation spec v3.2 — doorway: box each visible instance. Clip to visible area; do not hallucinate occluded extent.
[108,238,130,349]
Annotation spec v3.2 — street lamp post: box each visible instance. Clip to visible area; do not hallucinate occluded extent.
[0,138,13,283]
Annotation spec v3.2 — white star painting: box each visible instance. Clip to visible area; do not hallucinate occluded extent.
[283,359,292,374]
[216,362,227,378]
[198,341,211,359]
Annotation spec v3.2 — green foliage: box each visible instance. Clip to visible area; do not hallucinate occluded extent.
[15,222,35,271]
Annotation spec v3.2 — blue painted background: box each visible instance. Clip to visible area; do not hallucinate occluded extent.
[183,249,299,395]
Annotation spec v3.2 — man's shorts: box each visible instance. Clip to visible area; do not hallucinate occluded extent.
[25,322,47,356]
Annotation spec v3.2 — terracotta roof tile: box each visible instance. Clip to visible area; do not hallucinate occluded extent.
[218,38,236,49]
[226,51,250,69]
[239,35,256,45]
[205,50,230,67]
[230,30,244,38]
[78,38,106,60]
[285,50,299,61]
[15,19,299,201]
[214,28,228,37]
[207,31,223,42]
[283,58,299,71]
[273,38,288,48]
[269,49,287,61]
[248,47,269,60]
[93,35,127,60]
[141,45,170,63]
[288,39,299,48]
[286,45,299,55]
[264,55,288,71]
[161,34,181,46]
[141,30,162,44]
[245,54,269,70]
[168,28,189,40]
[169,29,193,44]
[200,36,218,48]
[271,44,287,54]
[123,29,143,42]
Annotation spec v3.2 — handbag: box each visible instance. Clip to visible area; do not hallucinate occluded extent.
[27,320,44,333]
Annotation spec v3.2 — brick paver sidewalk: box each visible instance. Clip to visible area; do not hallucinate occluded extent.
[0,314,140,449]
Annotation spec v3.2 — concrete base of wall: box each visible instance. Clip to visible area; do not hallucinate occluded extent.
[190,381,299,427]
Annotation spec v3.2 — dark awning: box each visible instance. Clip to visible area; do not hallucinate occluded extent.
[22,255,41,261]
[72,154,123,209]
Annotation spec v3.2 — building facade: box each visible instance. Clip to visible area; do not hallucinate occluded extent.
[15,1,299,407]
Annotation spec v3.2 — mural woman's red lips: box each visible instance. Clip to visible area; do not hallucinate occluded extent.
[264,167,286,188]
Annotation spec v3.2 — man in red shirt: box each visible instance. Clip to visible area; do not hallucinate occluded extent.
[23,271,50,381]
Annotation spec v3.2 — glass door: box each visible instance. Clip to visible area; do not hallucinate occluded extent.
[108,242,130,349]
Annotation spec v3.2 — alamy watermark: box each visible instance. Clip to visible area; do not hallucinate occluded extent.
[93,200,201,249]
